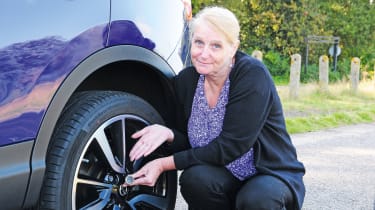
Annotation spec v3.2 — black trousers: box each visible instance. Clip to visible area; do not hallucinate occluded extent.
[179,165,294,210]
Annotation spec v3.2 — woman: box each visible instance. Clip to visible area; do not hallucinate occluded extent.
[125,6,305,210]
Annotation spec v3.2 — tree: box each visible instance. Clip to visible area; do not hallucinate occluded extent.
[191,0,375,78]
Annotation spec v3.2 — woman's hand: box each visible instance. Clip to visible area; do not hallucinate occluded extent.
[123,156,175,187]
[124,159,162,187]
[129,124,174,161]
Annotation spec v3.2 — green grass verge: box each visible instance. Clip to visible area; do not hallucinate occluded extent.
[278,82,375,134]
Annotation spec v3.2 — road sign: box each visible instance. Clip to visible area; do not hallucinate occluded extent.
[329,45,341,57]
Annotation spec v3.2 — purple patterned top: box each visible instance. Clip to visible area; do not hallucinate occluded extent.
[187,74,257,180]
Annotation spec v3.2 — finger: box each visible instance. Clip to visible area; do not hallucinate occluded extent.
[122,170,143,185]
[136,143,153,159]
[132,176,152,186]
[131,127,148,139]
[132,137,162,160]
[129,147,143,161]
[143,144,157,157]
[131,130,142,139]
[122,175,144,186]
[130,170,145,179]
[130,141,151,161]
[129,139,146,157]
[130,133,151,155]
[132,169,153,187]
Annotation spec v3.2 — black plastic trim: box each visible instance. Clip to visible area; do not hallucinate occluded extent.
[0,141,34,209]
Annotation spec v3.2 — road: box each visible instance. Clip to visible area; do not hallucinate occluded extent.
[175,122,375,210]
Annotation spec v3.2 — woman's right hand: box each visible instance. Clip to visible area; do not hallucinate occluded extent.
[129,124,174,161]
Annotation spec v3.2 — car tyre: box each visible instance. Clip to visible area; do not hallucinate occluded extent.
[37,91,177,210]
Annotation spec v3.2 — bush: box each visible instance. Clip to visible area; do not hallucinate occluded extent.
[262,50,290,76]
[300,64,319,83]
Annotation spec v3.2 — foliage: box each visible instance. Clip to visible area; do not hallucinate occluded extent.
[300,64,319,83]
[191,0,375,81]
[262,50,290,76]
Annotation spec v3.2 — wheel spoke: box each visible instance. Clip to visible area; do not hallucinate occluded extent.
[112,205,122,210]
[93,129,124,173]
[121,118,127,172]
[76,177,113,189]
[79,189,112,210]
[128,194,168,209]
[74,177,113,210]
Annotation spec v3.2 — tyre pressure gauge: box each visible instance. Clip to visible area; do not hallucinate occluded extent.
[125,175,134,185]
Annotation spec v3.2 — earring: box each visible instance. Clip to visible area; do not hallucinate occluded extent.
[229,57,235,68]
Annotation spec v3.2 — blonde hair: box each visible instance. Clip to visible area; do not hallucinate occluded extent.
[190,6,240,45]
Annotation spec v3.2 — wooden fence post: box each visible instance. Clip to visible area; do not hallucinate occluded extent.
[289,54,301,99]
[319,55,329,92]
[350,57,360,93]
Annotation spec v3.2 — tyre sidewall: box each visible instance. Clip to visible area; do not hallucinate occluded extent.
[46,91,164,209]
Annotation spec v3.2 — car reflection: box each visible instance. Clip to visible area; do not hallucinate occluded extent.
[0,20,156,146]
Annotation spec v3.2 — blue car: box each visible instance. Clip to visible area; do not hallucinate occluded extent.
[0,1,191,209]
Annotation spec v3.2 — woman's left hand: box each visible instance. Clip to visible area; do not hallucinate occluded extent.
[129,124,173,161]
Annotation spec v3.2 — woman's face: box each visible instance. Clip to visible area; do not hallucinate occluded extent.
[190,20,238,77]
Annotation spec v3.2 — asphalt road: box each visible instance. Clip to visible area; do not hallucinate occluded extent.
[175,122,375,210]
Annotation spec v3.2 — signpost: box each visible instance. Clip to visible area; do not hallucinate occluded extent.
[305,35,340,73]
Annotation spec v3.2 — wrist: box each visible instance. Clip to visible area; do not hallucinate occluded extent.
[160,156,175,171]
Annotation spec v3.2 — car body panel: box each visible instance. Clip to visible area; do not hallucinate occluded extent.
[0,0,110,146]
[0,0,189,208]
[110,0,186,70]
[0,0,186,146]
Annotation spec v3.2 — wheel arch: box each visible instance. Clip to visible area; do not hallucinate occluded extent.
[24,45,178,207]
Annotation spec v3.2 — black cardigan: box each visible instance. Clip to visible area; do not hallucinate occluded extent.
[170,51,305,209]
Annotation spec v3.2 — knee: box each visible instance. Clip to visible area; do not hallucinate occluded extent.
[179,166,215,196]
[179,167,202,196]
[179,165,241,210]
[179,165,238,198]
[235,175,294,210]
[236,191,275,210]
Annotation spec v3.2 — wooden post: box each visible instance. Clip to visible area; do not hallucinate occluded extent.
[289,54,301,99]
[350,57,360,93]
[252,50,263,61]
[362,71,368,81]
[319,55,329,92]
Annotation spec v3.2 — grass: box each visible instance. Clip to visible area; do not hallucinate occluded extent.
[277,81,375,134]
